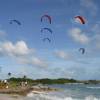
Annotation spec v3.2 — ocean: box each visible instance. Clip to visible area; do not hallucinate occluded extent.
[0,84,100,100]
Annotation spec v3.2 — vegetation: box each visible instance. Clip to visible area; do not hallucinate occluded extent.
[1,77,100,85]
[32,78,77,84]
[6,77,78,84]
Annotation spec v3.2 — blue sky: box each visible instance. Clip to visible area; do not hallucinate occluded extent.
[0,0,100,80]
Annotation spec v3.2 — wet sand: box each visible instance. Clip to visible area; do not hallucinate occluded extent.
[0,87,33,96]
[0,94,23,100]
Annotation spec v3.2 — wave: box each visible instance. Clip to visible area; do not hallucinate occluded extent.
[27,92,34,97]
[27,93,100,100]
[86,86,100,89]
[64,83,84,85]
[85,95,99,100]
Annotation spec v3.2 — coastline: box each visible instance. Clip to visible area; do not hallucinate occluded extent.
[0,77,100,96]
[0,86,58,96]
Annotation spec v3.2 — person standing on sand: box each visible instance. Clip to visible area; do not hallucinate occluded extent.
[4,80,9,89]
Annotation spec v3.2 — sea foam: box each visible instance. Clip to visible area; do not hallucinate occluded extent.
[27,93,100,100]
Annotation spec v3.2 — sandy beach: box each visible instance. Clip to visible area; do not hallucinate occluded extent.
[0,94,23,100]
[0,85,57,96]
[0,85,58,100]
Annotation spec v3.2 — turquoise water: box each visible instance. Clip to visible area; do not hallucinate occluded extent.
[26,84,100,100]
[1,84,100,100]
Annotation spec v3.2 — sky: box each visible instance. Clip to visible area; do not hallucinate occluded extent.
[0,0,100,80]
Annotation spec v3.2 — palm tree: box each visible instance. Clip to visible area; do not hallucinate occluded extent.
[23,75,27,79]
[8,72,11,79]
[23,75,28,86]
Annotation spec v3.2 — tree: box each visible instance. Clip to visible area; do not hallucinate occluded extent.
[23,75,27,79]
[8,72,11,79]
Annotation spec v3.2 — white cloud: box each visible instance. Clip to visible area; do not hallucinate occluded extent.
[31,57,48,67]
[18,57,48,68]
[80,0,98,16]
[0,41,33,57]
[69,27,90,44]
[54,50,71,60]
[0,40,48,68]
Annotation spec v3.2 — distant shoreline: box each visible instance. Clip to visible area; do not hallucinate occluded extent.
[0,77,100,95]
[1,77,100,85]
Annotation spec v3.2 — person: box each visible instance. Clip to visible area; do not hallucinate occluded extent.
[25,81,28,86]
[4,80,9,89]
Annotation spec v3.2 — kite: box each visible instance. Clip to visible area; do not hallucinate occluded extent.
[75,16,85,24]
[41,15,51,24]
